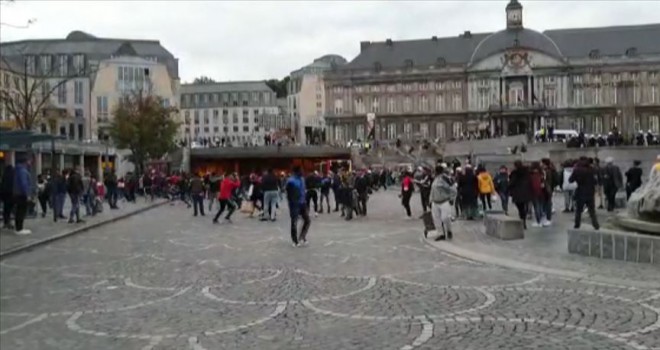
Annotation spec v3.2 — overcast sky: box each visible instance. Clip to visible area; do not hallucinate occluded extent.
[1,0,659,82]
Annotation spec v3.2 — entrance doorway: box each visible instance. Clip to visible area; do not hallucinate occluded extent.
[507,121,527,136]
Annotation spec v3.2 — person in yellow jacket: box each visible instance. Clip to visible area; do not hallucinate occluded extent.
[476,165,495,211]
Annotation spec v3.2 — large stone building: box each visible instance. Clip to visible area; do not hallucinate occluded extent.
[0,30,179,141]
[287,55,347,144]
[323,0,660,144]
[179,81,278,146]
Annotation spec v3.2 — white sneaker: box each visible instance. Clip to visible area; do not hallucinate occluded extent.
[542,220,552,227]
[15,229,32,235]
[314,212,318,217]
[300,240,308,246]
[292,242,299,248]
[531,222,541,228]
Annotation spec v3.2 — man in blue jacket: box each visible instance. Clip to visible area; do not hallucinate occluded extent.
[13,157,32,235]
[286,166,311,247]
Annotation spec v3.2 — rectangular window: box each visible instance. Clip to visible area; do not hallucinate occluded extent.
[334,99,343,114]
[59,55,68,76]
[233,126,239,132]
[74,108,83,119]
[203,110,209,124]
[435,94,445,111]
[57,82,67,104]
[649,115,659,134]
[387,123,397,139]
[213,126,219,133]
[355,97,365,114]
[419,95,428,112]
[72,54,85,74]
[74,81,83,105]
[592,116,603,134]
[403,122,412,139]
[452,93,462,111]
[435,122,446,140]
[96,96,108,119]
[232,113,238,124]
[419,122,429,139]
[403,96,411,112]
[387,97,396,113]
[371,97,380,113]
[356,124,365,140]
[194,110,200,124]
[25,56,36,75]
[452,122,463,139]
[40,55,52,75]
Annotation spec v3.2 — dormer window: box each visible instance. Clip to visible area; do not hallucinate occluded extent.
[404,59,413,69]
[436,57,447,67]
[589,49,600,59]
[625,47,638,57]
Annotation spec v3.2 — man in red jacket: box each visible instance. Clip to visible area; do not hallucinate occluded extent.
[213,173,240,223]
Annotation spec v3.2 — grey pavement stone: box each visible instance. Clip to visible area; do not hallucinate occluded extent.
[1,190,659,349]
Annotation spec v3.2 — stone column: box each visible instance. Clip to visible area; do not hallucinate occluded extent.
[527,75,533,104]
[80,152,85,172]
[35,151,43,175]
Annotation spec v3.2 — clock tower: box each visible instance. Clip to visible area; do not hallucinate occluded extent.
[506,0,523,29]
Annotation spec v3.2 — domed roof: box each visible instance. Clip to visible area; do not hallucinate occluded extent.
[470,28,563,64]
[65,31,97,41]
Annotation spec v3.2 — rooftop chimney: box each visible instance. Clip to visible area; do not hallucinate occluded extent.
[431,36,438,42]
[360,41,371,52]
[462,31,472,38]
[385,38,393,46]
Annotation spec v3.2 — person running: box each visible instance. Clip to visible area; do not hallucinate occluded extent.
[319,173,332,214]
[261,169,280,221]
[213,173,240,224]
[458,166,479,220]
[428,164,456,241]
[286,166,311,247]
[400,170,414,219]
[569,157,600,230]
[476,165,495,212]
[190,172,205,217]
[508,160,532,229]
[493,165,509,215]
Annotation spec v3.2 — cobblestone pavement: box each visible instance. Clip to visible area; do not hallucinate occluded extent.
[0,199,166,256]
[427,192,660,286]
[1,191,659,349]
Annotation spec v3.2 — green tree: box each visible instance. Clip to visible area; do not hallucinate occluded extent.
[265,76,290,98]
[193,76,216,84]
[108,91,179,175]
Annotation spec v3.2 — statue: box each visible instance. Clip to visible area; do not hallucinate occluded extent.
[626,155,660,223]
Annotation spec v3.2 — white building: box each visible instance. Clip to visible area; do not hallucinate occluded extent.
[287,55,347,144]
[179,81,278,146]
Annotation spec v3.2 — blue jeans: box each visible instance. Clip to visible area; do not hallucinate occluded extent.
[69,194,81,221]
[263,190,279,220]
[53,193,66,219]
[564,190,575,211]
[497,191,509,214]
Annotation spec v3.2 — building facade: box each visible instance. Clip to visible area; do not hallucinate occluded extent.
[324,0,660,144]
[287,55,347,144]
[0,30,179,141]
[179,81,278,146]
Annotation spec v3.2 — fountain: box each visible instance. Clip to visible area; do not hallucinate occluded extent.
[615,159,660,235]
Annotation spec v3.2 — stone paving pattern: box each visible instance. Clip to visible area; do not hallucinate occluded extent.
[431,193,660,285]
[1,191,659,349]
[0,199,165,255]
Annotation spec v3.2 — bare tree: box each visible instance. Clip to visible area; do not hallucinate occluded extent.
[0,45,89,134]
[0,0,37,29]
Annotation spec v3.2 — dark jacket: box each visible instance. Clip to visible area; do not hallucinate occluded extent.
[569,165,597,200]
[13,163,31,197]
[0,165,14,200]
[190,176,204,195]
[67,171,84,195]
[261,173,279,192]
[508,166,532,203]
[458,169,479,202]
[602,163,623,190]
[493,172,509,194]
[625,166,643,190]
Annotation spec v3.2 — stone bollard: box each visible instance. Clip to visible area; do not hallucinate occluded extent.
[484,213,525,240]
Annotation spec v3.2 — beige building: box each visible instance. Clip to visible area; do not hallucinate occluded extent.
[287,55,346,144]
[0,30,179,141]
[90,55,179,141]
[324,0,660,144]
